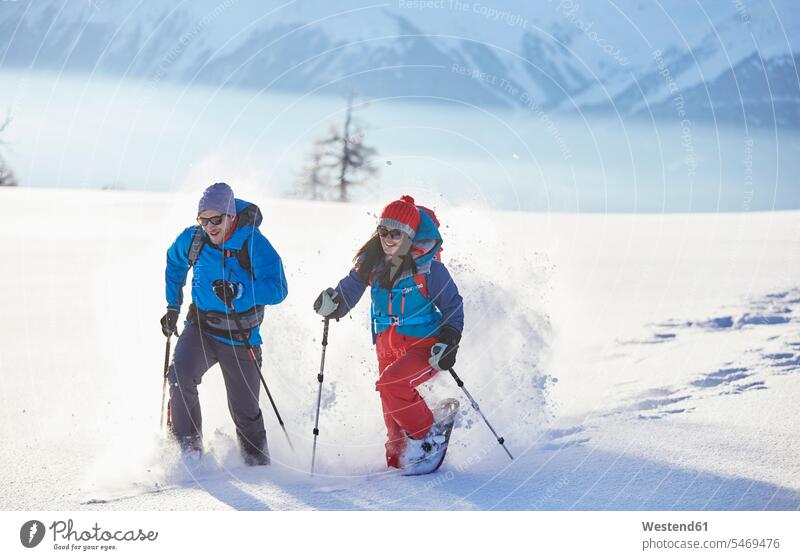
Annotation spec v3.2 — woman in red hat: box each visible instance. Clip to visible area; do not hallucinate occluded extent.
[314,196,464,473]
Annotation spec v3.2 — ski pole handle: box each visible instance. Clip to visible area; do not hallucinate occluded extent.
[448,366,465,388]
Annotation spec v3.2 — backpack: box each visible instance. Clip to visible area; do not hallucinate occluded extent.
[186,226,252,273]
[416,205,442,261]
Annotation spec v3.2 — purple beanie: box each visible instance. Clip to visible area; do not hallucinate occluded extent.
[198,182,236,216]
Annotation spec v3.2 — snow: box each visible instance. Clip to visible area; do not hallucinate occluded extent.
[1,187,798,510]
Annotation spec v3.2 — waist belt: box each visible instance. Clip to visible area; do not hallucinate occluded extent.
[372,312,440,329]
[188,303,264,341]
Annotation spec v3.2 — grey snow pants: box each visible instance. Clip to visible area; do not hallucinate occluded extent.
[168,323,267,458]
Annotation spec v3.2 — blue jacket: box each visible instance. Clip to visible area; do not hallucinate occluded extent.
[333,209,464,342]
[165,199,288,345]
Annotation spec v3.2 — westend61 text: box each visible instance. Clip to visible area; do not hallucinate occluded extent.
[642,521,708,532]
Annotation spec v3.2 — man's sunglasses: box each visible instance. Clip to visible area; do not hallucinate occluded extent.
[377,226,404,240]
[197,214,226,226]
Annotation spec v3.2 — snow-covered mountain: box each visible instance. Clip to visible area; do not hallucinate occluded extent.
[1,0,797,127]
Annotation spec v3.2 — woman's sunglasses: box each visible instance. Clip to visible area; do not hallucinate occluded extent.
[197,214,226,226]
[377,226,404,240]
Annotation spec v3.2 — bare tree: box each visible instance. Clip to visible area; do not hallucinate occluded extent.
[295,94,378,202]
[0,111,18,187]
[293,139,331,200]
[0,159,17,187]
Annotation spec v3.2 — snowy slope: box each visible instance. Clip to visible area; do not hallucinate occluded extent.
[0,187,798,510]
[0,0,797,126]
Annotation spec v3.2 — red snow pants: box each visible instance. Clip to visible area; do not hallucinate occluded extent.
[375,327,439,468]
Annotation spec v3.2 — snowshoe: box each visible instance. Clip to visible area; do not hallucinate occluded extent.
[400,398,460,476]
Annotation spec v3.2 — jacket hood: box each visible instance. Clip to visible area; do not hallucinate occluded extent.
[234,198,262,229]
[410,207,442,268]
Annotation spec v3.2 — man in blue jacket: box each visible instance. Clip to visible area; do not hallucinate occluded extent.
[161,182,288,465]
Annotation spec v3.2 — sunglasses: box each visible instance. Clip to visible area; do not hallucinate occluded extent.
[197,214,226,226]
[377,226,404,240]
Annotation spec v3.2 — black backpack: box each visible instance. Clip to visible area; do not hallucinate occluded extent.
[186,226,252,272]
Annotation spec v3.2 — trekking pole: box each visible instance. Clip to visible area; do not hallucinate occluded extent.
[160,327,179,432]
[448,368,514,460]
[310,318,330,476]
[159,334,172,431]
[227,304,295,452]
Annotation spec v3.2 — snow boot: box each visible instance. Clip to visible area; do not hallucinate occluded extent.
[238,432,270,467]
[243,451,270,466]
[178,434,203,462]
[400,398,460,476]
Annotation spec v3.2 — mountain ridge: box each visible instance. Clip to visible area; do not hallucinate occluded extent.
[0,0,797,126]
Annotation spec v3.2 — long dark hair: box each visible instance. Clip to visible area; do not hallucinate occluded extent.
[354,233,416,289]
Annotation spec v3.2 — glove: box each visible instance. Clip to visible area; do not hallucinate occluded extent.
[429,324,461,371]
[160,309,179,337]
[313,288,340,318]
[212,280,243,307]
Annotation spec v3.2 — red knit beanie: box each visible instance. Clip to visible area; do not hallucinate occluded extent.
[379,195,421,239]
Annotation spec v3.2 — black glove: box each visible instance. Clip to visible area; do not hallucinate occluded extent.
[160,309,179,337]
[313,288,340,318]
[429,324,461,371]
[212,280,242,307]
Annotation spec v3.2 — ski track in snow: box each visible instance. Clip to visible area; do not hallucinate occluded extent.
[612,288,800,421]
